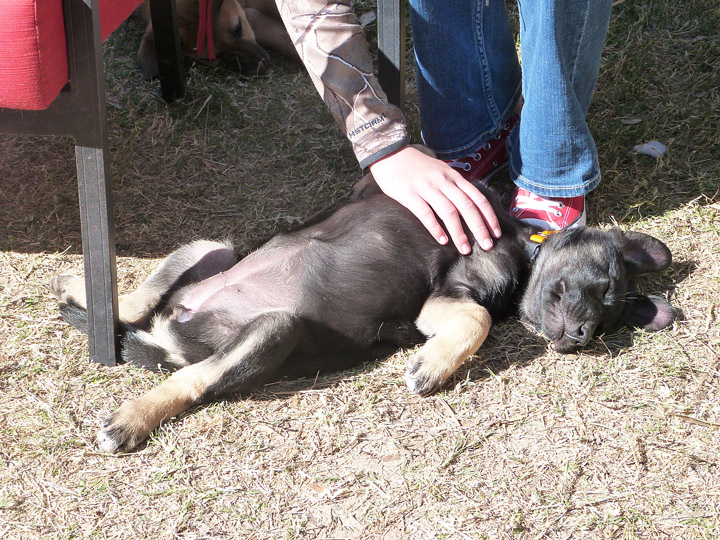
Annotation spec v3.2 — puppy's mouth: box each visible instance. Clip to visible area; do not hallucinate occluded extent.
[554,334,584,353]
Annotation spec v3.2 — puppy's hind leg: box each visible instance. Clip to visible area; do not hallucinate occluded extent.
[118,240,237,327]
[405,295,492,395]
[97,310,303,453]
[50,240,236,328]
[51,240,237,331]
[49,274,91,333]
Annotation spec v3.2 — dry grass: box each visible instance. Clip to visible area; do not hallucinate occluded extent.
[1,1,719,538]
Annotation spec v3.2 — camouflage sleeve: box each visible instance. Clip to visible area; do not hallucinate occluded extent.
[276,0,410,169]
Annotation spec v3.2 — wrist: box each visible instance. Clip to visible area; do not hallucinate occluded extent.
[362,141,410,171]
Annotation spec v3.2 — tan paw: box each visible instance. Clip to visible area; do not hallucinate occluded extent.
[96,402,154,454]
[49,274,85,305]
[404,350,452,396]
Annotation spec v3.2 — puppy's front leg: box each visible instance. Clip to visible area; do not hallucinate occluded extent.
[406,296,491,395]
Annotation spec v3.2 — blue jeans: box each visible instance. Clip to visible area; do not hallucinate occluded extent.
[409,0,612,197]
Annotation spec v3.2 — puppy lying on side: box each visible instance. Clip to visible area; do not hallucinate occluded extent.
[137,0,298,79]
[51,181,676,453]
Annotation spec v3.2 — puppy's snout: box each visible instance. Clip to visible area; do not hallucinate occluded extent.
[565,322,593,346]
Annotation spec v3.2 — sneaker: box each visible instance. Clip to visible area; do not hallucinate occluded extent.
[444,115,518,184]
[510,187,586,230]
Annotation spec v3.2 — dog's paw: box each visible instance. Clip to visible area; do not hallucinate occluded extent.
[405,352,446,396]
[49,274,85,304]
[96,403,151,454]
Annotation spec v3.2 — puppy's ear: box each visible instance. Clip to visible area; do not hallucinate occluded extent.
[611,228,672,276]
[137,26,159,80]
[624,294,677,331]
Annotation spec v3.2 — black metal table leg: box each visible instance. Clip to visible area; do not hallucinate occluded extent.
[149,0,187,102]
[377,0,406,109]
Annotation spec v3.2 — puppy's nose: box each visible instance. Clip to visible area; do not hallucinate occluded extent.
[565,323,593,346]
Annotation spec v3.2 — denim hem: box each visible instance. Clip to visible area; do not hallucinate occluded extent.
[510,162,601,198]
[430,82,522,161]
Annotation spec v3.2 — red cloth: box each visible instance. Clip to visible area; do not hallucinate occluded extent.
[0,0,143,110]
[0,0,68,110]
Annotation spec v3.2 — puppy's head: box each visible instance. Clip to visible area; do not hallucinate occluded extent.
[521,227,676,353]
[138,0,270,80]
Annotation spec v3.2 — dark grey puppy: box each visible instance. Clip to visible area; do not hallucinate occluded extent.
[51,185,676,453]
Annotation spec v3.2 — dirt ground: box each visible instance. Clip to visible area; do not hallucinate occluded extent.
[1,1,718,538]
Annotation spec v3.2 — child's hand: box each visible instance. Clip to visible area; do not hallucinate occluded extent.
[369,146,502,253]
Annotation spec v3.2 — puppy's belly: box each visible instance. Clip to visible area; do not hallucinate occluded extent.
[174,245,303,317]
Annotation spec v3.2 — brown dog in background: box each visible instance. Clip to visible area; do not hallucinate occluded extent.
[137,0,298,79]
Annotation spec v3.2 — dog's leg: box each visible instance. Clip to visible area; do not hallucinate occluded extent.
[405,296,492,395]
[49,274,93,333]
[121,314,197,372]
[50,274,87,307]
[50,240,236,328]
[118,240,236,326]
[96,310,302,453]
[244,7,299,62]
[137,23,159,80]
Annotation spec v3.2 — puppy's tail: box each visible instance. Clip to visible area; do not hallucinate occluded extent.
[121,326,189,373]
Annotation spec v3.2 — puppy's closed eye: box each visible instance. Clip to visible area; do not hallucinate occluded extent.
[600,281,617,304]
[550,279,565,300]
